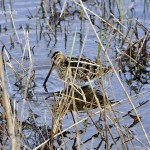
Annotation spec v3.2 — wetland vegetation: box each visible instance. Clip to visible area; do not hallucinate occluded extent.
[0,0,150,149]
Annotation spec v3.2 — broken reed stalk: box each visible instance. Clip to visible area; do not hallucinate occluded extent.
[0,54,19,150]
[60,0,67,17]
[9,6,23,51]
[23,30,33,100]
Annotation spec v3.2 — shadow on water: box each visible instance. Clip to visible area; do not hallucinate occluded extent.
[0,0,150,149]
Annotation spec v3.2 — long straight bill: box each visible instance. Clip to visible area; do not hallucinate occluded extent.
[43,62,54,86]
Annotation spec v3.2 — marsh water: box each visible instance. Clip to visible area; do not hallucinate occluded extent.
[0,0,150,149]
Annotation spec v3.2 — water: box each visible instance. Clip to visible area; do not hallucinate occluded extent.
[0,0,150,149]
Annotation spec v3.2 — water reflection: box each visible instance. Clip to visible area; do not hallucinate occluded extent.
[0,0,150,149]
[46,85,117,111]
[119,22,150,94]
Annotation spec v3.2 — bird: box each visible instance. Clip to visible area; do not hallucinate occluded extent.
[43,51,111,86]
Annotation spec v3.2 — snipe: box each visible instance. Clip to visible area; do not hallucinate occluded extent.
[43,51,111,86]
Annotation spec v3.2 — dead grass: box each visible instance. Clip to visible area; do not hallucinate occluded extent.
[0,0,149,149]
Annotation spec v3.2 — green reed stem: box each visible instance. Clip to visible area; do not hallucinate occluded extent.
[97,22,103,64]
[70,31,77,58]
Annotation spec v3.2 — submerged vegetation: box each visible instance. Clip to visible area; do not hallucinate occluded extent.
[0,0,150,149]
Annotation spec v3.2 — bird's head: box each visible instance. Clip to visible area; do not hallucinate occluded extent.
[51,51,66,66]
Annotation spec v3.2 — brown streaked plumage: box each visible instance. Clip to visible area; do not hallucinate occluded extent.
[43,51,111,86]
